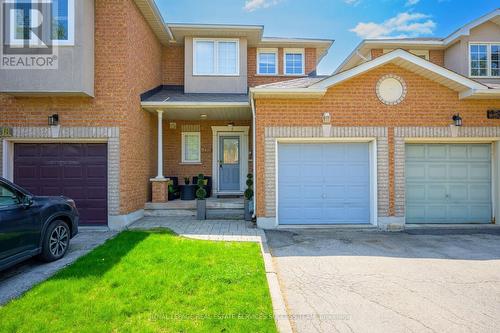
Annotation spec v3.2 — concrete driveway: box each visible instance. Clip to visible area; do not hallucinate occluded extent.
[266,227,500,333]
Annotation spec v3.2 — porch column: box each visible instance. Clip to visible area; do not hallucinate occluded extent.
[150,109,168,203]
[156,110,164,179]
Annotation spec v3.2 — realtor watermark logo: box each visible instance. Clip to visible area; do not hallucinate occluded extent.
[1,0,59,69]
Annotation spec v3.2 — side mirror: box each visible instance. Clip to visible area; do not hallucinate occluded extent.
[21,195,33,208]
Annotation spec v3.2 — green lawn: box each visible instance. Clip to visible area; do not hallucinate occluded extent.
[0,230,277,333]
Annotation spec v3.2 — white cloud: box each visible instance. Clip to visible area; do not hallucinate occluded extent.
[350,12,436,39]
[243,0,280,12]
[344,0,361,5]
[405,0,420,6]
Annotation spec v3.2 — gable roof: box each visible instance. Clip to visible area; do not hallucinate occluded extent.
[133,0,173,44]
[251,49,498,100]
[336,8,500,73]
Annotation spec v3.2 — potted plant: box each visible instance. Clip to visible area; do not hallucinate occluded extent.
[244,173,254,221]
[184,177,190,185]
[196,173,207,220]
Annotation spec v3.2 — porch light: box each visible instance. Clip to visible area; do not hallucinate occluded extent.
[227,122,235,127]
[452,114,462,127]
[322,112,331,124]
[48,114,59,126]
[200,114,207,119]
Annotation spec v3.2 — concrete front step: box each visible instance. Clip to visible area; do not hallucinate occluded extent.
[144,208,244,220]
[145,200,244,210]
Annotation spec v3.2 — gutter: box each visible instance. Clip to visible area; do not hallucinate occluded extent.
[250,94,257,219]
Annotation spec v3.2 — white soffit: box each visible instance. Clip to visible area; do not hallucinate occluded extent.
[133,0,173,44]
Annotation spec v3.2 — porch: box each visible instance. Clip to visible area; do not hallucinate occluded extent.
[144,197,245,220]
[141,86,254,206]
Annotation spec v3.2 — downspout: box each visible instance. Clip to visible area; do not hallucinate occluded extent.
[250,93,257,218]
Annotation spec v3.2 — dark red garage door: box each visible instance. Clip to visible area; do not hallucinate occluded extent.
[14,143,108,226]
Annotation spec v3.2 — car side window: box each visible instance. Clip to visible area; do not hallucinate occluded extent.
[0,184,20,207]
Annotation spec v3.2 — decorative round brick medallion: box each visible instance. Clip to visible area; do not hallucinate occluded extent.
[376,74,407,105]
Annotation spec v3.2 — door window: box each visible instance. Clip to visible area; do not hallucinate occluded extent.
[0,184,20,207]
[223,138,239,164]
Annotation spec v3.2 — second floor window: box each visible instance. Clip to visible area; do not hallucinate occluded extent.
[193,39,239,76]
[257,49,277,75]
[284,49,304,75]
[12,0,74,45]
[470,43,500,77]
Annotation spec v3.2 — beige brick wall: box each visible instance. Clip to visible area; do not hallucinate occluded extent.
[247,47,317,87]
[254,63,500,218]
[0,0,162,216]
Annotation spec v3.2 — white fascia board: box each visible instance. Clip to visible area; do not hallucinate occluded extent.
[312,49,488,91]
[443,9,500,46]
[459,89,500,100]
[249,87,326,98]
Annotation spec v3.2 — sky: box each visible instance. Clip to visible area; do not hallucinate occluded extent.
[156,0,499,75]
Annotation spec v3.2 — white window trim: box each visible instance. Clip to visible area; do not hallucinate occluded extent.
[469,42,500,78]
[181,132,201,163]
[9,0,75,47]
[256,48,278,75]
[283,48,305,76]
[193,38,240,76]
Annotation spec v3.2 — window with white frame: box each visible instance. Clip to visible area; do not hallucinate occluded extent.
[284,49,304,75]
[193,39,239,75]
[470,43,500,77]
[257,48,277,75]
[182,132,201,163]
[11,0,75,45]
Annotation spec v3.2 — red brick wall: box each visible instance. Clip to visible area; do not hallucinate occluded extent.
[162,120,252,183]
[371,48,445,67]
[254,63,500,217]
[429,50,445,67]
[0,0,162,215]
[247,47,317,87]
[162,45,185,85]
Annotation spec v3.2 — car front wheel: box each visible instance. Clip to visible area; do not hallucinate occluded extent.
[40,220,70,262]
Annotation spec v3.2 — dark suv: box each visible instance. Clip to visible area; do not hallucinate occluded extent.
[0,177,79,271]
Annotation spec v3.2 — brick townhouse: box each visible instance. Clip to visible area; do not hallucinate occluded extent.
[0,1,499,231]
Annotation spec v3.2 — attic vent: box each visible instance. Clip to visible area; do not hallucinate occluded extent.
[181,124,200,132]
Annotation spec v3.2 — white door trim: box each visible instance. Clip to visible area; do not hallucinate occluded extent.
[275,138,378,226]
[211,126,249,195]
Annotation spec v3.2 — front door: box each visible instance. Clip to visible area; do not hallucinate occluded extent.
[219,136,240,192]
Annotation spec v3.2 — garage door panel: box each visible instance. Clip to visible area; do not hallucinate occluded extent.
[470,145,490,160]
[449,145,467,159]
[427,185,447,200]
[428,165,447,179]
[427,145,447,159]
[406,185,426,201]
[278,143,370,225]
[470,164,490,180]
[469,185,490,201]
[14,143,108,226]
[406,164,426,180]
[448,185,467,201]
[406,144,491,224]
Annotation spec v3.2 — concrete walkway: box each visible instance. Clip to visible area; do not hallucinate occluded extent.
[0,229,116,306]
[129,216,265,242]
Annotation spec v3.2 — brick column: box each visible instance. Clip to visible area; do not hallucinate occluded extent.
[151,178,169,203]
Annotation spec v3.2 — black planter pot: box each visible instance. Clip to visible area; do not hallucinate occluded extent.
[197,199,206,220]
[180,185,196,200]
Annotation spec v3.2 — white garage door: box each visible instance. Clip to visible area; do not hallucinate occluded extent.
[406,144,492,224]
[278,143,371,225]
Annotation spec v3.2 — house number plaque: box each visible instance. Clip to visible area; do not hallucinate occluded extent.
[487,110,500,119]
[0,127,13,137]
